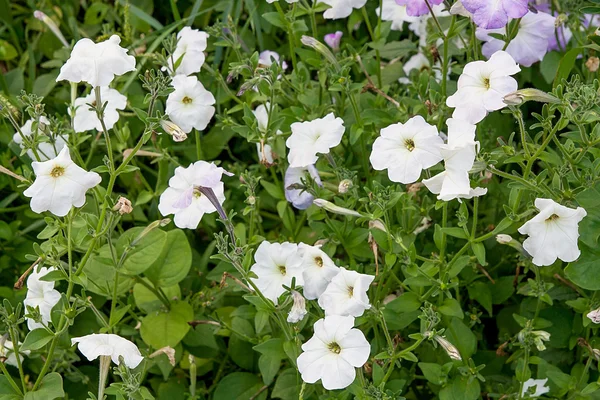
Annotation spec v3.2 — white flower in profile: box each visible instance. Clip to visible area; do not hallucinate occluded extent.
[166,27,209,76]
[71,333,143,368]
[254,103,281,165]
[24,147,102,217]
[378,0,417,31]
[370,116,443,184]
[249,241,304,305]
[287,290,308,323]
[13,117,67,161]
[446,50,520,124]
[518,198,587,266]
[297,315,370,390]
[297,243,340,300]
[23,266,61,331]
[521,378,550,398]
[318,267,374,317]
[258,50,288,70]
[158,161,231,229]
[72,87,127,132]
[166,75,216,134]
[587,308,600,324]
[318,0,367,20]
[284,165,322,210]
[0,340,29,367]
[56,35,136,87]
[286,113,345,168]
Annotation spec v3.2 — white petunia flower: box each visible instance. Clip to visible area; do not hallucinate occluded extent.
[72,87,127,132]
[446,50,520,124]
[23,266,61,331]
[166,27,209,76]
[297,243,340,300]
[318,0,368,20]
[56,35,136,88]
[158,161,231,229]
[521,378,550,398]
[0,340,29,368]
[518,198,587,266]
[318,267,374,317]
[258,50,288,70]
[284,165,322,210]
[287,290,308,323]
[13,117,67,161]
[286,113,345,168]
[166,75,216,134]
[71,333,144,369]
[23,147,102,217]
[297,315,370,390]
[378,0,417,31]
[249,241,304,305]
[370,115,443,184]
[254,103,281,165]
[587,308,600,324]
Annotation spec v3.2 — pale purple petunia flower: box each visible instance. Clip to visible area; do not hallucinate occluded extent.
[324,31,343,51]
[395,0,443,17]
[284,165,322,210]
[461,0,528,29]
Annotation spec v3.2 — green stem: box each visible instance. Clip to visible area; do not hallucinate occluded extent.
[194,129,203,160]
[8,327,27,393]
[0,361,23,396]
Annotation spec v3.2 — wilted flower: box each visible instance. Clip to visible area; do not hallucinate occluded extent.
[249,241,304,305]
[13,117,67,161]
[160,120,188,142]
[433,335,462,361]
[286,113,345,168]
[395,0,443,17]
[318,0,368,19]
[518,198,587,266]
[284,165,322,210]
[166,27,208,76]
[587,308,600,324]
[318,267,374,317]
[522,378,550,398]
[149,346,176,366]
[71,333,144,368]
[324,31,343,51]
[338,179,352,194]
[24,147,102,217]
[297,243,340,300]
[158,161,231,229]
[113,196,133,215]
[34,10,69,47]
[586,56,600,72]
[56,35,136,87]
[72,87,127,132]
[461,0,528,29]
[531,330,551,351]
[287,290,308,323]
[297,315,370,390]
[313,199,362,218]
[370,115,443,184]
[23,266,61,331]
[166,75,216,134]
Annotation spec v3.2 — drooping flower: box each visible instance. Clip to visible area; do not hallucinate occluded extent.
[158,161,231,229]
[160,120,187,142]
[587,308,600,324]
[297,243,340,300]
[378,0,417,31]
[318,267,374,317]
[56,35,136,88]
[253,103,280,165]
[258,50,288,70]
[521,378,550,397]
[518,198,587,266]
[370,115,443,184]
[166,27,209,76]
[23,266,61,331]
[12,117,67,161]
[166,75,216,134]
[324,31,343,51]
[284,165,322,210]
[286,113,345,168]
[249,241,304,305]
[23,147,102,217]
[287,290,308,323]
[72,87,127,132]
[461,0,528,29]
[395,0,444,17]
[71,333,144,368]
[297,315,370,390]
[446,50,520,124]
[318,0,368,20]
[0,340,29,367]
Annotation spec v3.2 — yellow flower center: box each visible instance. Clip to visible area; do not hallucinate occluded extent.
[347,286,354,297]
[404,139,415,152]
[182,96,193,104]
[546,214,560,222]
[50,166,65,178]
[278,265,286,275]
[315,256,323,267]
[328,342,341,354]
[483,78,490,89]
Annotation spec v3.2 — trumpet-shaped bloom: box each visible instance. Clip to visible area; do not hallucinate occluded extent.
[318,267,374,317]
[158,161,231,229]
[23,267,61,331]
[72,87,127,132]
[297,315,370,390]
[166,75,216,134]
[284,165,322,210]
[446,50,520,124]
[258,50,288,70]
[477,12,556,67]
[297,243,340,300]
[249,241,304,305]
[461,0,528,29]
[395,0,443,17]
[518,198,587,266]
[71,333,143,369]
[324,31,343,50]
[56,35,136,87]
[318,0,368,20]
[286,113,345,168]
[24,147,102,217]
[521,378,550,398]
[167,27,208,76]
[370,116,443,184]
[378,0,417,31]
[13,117,67,161]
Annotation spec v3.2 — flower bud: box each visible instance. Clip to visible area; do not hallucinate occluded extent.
[587,308,600,324]
[338,179,352,194]
[313,199,362,218]
[369,219,387,232]
[503,89,560,106]
[496,234,512,244]
[434,335,462,361]
[160,120,187,142]
[287,291,307,323]
[113,196,133,215]
[34,10,69,48]
[586,57,599,73]
[324,31,343,51]
[300,36,339,69]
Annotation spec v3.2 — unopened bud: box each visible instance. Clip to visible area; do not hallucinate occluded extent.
[160,120,187,142]
[324,31,343,51]
[313,199,362,218]
[585,57,599,73]
[496,234,512,244]
[113,196,133,215]
[434,335,462,361]
[369,219,387,233]
[300,36,340,69]
[338,179,352,194]
[287,291,307,323]
[503,89,560,106]
[34,10,69,48]
[495,234,526,255]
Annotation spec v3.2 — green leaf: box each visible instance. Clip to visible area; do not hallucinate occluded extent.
[0,375,20,399]
[253,338,286,359]
[445,318,476,360]
[258,354,280,385]
[32,71,59,97]
[385,292,422,313]
[140,300,193,348]
[272,369,304,400]
[441,227,468,239]
[565,243,600,290]
[439,376,480,400]
[117,227,168,275]
[467,281,493,315]
[438,298,464,319]
[262,12,286,29]
[0,39,17,61]
[554,48,581,89]
[21,329,54,351]
[418,362,444,385]
[213,372,265,400]
[83,245,135,297]
[134,282,180,313]
[144,229,192,287]
[24,373,64,400]
[84,2,110,25]
[471,242,486,265]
